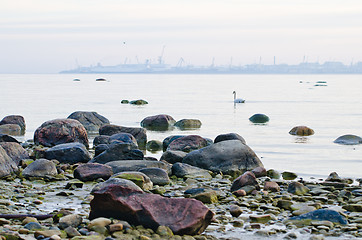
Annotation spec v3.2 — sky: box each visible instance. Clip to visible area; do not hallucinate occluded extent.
[1,0,362,73]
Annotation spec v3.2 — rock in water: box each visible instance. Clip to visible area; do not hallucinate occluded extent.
[89,184,214,235]
[214,133,246,144]
[99,124,147,148]
[67,111,110,132]
[0,145,18,178]
[0,124,22,136]
[249,114,269,124]
[34,119,89,148]
[90,143,144,164]
[140,114,176,131]
[167,135,208,153]
[0,115,26,135]
[174,119,202,130]
[183,140,263,177]
[45,142,91,164]
[334,134,362,145]
[289,126,314,136]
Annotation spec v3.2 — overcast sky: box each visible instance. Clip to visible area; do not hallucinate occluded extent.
[1,0,362,73]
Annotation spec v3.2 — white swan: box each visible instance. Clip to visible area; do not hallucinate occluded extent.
[233,91,245,103]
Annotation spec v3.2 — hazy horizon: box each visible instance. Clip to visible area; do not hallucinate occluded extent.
[1,0,362,73]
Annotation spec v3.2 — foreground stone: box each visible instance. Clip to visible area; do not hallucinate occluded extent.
[22,159,57,179]
[67,111,110,132]
[34,119,89,148]
[183,140,263,176]
[89,184,214,235]
[112,171,153,191]
[74,163,113,182]
[0,142,29,165]
[45,142,91,164]
[0,146,18,178]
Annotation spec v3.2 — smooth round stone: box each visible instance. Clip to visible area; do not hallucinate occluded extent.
[334,134,362,145]
[88,217,112,228]
[249,114,269,124]
[24,222,43,230]
[289,126,314,136]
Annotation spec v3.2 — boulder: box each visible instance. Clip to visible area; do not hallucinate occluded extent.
[129,99,148,105]
[0,142,29,165]
[34,119,89,148]
[334,134,362,145]
[162,135,185,151]
[146,140,163,152]
[74,163,113,182]
[93,135,110,147]
[90,143,143,164]
[230,171,260,192]
[106,160,171,175]
[91,178,143,193]
[0,146,18,178]
[172,162,212,179]
[160,150,187,164]
[99,124,147,148]
[0,134,19,143]
[264,181,280,192]
[252,166,267,178]
[67,111,110,132]
[174,119,202,130]
[282,171,298,180]
[0,115,26,135]
[94,144,109,157]
[0,124,22,136]
[214,133,246,144]
[325,172,342,182]
[109,133,138,147]
[289,126,314,136]
[139,167,170,186]
[45,142,91,164]
[267,169,281,179]
[89,184,214,235]
[183,140,263,177]
[140,114,175,131]
[249,114,269,124]
[112,171,153,191]
[288,209,347,225]
[22,159,57,179]
[167,135,208,153]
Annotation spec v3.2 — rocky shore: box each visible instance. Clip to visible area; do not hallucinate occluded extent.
[0,112,361,240]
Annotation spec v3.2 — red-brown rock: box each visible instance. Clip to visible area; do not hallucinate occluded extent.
[167,135,208,153]
[231,171,260,192]
[89,184,214,235]
[34,119,89,148]
[74,163,113,181]
[264,181,280,192]
[140,114,175,131]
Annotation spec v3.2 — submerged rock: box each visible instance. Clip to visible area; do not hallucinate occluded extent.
[289,126,314,136]
[67,111,110,132]
[140,114,176,131]
[99,124,147,148]
[183,140,263,177]
[167,135,208,153]
[146,140,163,152]
[249,114,270,124]
[174,119,202,130]
[129,99,148,105]
[0,124,22,136]
[89,184,214,235]
[334,134,362,145]
[0,115,26,135]
[34,119,89,148]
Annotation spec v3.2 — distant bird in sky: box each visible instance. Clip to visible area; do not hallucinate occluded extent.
[233,91,245,103]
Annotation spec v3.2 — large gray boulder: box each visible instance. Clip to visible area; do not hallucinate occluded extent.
[0,115,26,135]
[140,114,175,131]
[160,150,187,164]
[34,119,89,148]
[0,142,29,165]
[90,143,143,164]
[22,159,57,179]
[166,135,208,153]
[45,142,91,164]
[106,160,171,175]
[183,140,263,177]
[99,124,147,148]
[0,146,18,178]
[67,111,110,132]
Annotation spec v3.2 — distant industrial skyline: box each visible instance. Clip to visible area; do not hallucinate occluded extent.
[1,0,362,73]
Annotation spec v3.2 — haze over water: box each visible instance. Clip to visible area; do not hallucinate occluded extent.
[1,73,361,179]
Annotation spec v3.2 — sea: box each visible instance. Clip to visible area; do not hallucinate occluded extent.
[1,73,362,180]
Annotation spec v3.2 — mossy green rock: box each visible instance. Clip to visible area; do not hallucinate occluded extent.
[130,99,148,105]
[113,171,153,191]
[121,100,129,104]
[249,114,269,124]
[282,171,298,180]
[194,190,219,204]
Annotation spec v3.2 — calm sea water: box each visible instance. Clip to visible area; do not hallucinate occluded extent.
[1,74,361,179]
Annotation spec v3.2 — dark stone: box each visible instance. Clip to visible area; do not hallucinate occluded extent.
[251,167,267,178]
[287,182,310,195]
[129,99,148,105]
[160,150,187,164]
[34,119,89,148]
[162,135,185,151]
[249,114,269,124]
[288,209,347,224]
[0,142,29,165]
[90,143,143,164]
[106,160,171,175]
[167,135,208,153]
[172,162,212,179]
[0,134,19,143]
[24,222,43,230]
[93,135,110,147]
[325,172,342,182]
[0,124,22,136]
[146,140,163,152]
[0,115,26,135]
[89,184,214,235]
[289,126,314,136]
[214,133,246,144]
[0,146,18,178]
[183,140,263,177]
[94,144,110,157]
[140,114,176,131]
[174,119,202,130]
[74,163,113,181]
[45,143,91,164]
[231,171,260,192]
[109,133,138,148]
[91,178,143,193]
[139,168,170,186]
[99,124,147,148]
[22,159,57,179]
[67,111,110,132]
[334,134,362,145]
